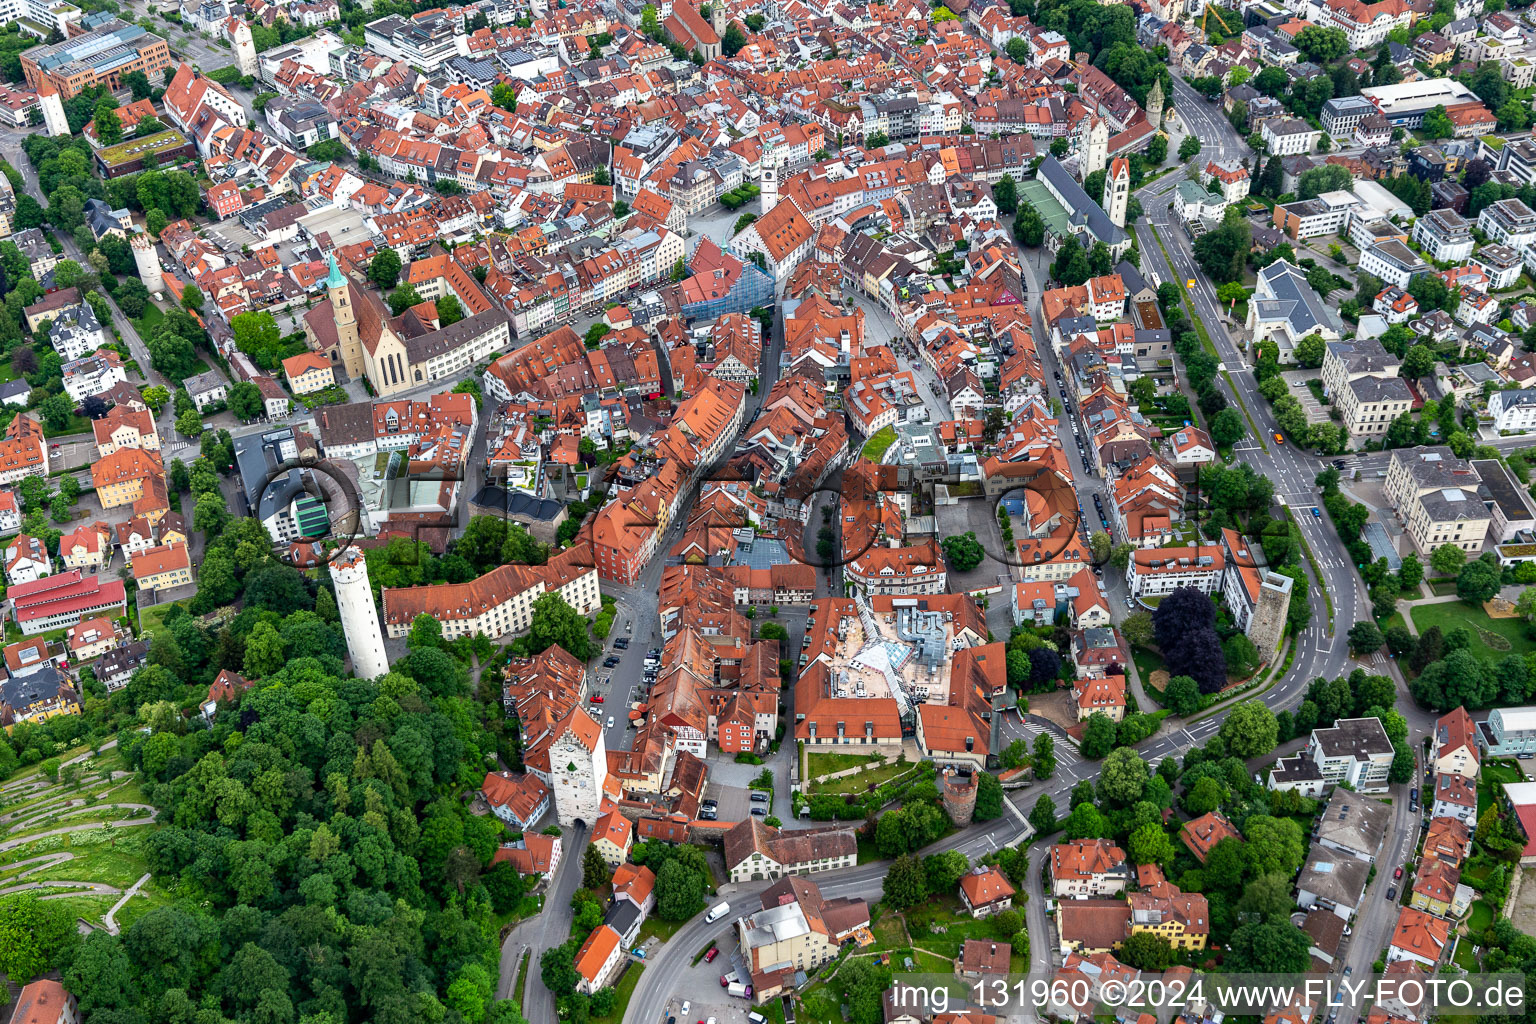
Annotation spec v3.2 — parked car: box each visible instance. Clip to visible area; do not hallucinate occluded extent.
[1386,885,1397,900]
[705,948,719,963]
[750,791,769,802]
[1394,867,1403,879]
[750,806,767,816]
[591,695,604,704]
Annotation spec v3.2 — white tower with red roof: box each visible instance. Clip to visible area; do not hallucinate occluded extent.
[38,79,68,138]
[329,545,389,680]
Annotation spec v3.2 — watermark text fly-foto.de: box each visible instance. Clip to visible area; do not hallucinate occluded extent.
[884,973,1527,1016]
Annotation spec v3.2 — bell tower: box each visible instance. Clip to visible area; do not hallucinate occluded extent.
[327,254,364,380]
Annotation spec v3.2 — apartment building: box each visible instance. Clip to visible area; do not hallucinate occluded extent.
[1358,239,1428,289]
[1321,337,1411,443]
[724,818,858,882]
[1304,717,1395,792]
[1478,197,1536,249]
[737,876,870,1000]
[1125,546,1223,600]
[1433,707,1480,780]
[1051,839,1130,899]
[1412,208,1475,262]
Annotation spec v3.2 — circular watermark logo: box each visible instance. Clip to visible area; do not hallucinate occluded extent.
[255,454,365,567]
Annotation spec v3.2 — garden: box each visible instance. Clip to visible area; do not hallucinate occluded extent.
[1407,604,1536,666]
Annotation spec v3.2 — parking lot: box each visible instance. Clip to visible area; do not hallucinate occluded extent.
[702,782,770,824]
[665,971,758,1024]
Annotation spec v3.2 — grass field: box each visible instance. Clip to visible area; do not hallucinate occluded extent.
[1468,899,1495,933]
[809,760,910,795]
[1407,603,1536,666]
[806,751,883,778]
[638,914,687,944]
[137,599,189,637]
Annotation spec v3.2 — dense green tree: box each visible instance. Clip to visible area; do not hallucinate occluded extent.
[0,892,78,981]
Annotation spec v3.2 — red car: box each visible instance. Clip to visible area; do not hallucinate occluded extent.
[591,695,604,704]
[704,947,718,963]
[719,975,729,987]
[1394,867,1403,879]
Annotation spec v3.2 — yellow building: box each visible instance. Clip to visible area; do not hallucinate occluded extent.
[1,669,81,731]
[91,447,164,510]
[1129,881,1210,951]
[282,351,336,395]
[92,406,160,457]
[132,542,193,591]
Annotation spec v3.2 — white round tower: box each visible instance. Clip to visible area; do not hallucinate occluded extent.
[328,546,390,680]
[130,232,164,295]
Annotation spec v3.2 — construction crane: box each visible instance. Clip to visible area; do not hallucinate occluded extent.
[1200,3,1232,37]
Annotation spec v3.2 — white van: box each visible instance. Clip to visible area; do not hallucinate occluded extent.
[705,902,730,923]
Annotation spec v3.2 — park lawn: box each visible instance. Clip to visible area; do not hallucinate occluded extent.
[810,760,910,795]
[807,751,883,778]
[638,914,688,944]
[593,962,644,1023]
[1406,603,1536,666]
[1468,899,1495,933]
[132,303,167,339]
[138,599,189,637]
[1132,647,1164,688]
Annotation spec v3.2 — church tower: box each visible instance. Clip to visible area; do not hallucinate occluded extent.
[38,79,68,138]
[1104,157,1130,228]
[709,1,726,37]
[233,20,257,77]
[326,254,365,380]
[1146,77,1165,130]
[1082,116,1109,179]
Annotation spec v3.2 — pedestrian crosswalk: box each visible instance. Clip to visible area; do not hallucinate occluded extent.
[1001,715,1081,767]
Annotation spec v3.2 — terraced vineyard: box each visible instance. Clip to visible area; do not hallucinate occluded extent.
[0,744,166,934]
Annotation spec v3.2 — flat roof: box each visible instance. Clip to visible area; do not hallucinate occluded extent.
[96,129,191,167]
